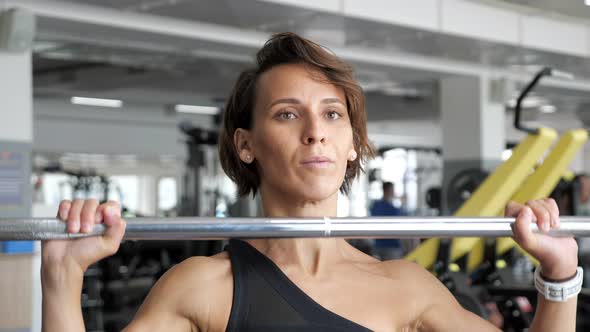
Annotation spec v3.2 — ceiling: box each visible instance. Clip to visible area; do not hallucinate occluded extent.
[29,0,590,126]
[497,0,590,20]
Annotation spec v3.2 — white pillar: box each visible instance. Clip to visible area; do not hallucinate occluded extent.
[0,49,35,331]
[0,54,32,142]
[440,75,505,213]
[0,6,36,330]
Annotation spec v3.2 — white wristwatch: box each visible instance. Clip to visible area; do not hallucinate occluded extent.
[534,266,584,302]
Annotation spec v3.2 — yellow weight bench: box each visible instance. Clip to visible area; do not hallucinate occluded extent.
[491,129,588,268]
[455,129,587,271]
[406,67,582,271]
[405,127,558,269]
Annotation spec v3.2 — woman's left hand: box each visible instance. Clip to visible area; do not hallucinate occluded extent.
[506,199,578,280]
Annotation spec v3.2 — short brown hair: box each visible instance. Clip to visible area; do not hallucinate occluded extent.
[219,32,375,197]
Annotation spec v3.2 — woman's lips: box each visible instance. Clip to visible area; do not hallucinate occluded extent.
[300,157,333,168]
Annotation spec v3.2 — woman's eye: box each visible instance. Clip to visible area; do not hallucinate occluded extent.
[326,111,342,120]
[278,111,297,120]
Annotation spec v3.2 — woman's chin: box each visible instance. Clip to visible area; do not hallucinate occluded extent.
[266,175,344,202]
[296,184,341,202]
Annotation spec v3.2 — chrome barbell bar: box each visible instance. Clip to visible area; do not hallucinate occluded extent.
[2,217,590,241]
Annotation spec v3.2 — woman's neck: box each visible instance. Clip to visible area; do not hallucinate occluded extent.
[246,185,347,276]
[246,237,348,276]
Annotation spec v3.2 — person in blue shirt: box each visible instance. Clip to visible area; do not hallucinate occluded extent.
[370,182,405,259]
[370,182,404,216]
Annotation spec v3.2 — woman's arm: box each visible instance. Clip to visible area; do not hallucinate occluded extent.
[123,254,233,332]
[528,294,577,332]
[403,260,573,332]
[41,260,85,332]
[123,256,221,332]
[396,262,500,332]
[41,200,125,331]
[412,198,578,331]
[42,200,203,332]
[507,199,579,332]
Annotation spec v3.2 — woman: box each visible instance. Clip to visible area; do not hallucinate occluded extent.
[42,33,579,331]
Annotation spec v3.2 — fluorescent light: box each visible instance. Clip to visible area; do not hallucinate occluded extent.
[539,104,557,113]
[506,96,545,109]
[175,104,220,115]
[71,96,123,108]
[586,0,590,6]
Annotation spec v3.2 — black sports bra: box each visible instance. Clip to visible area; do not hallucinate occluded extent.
[225,239,373,332]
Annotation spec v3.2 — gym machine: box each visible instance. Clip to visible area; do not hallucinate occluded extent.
[404,67,588,329]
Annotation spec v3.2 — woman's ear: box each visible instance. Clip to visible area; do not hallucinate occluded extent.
[348,149,357,162]
[234,128,255,164]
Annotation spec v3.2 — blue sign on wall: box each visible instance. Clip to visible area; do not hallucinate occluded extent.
[0,141,33,254]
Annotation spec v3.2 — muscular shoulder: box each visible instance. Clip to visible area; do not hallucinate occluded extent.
[125,252,233,332]
[168,252,232,286]
[350,256,445,299]
[379,260,451,300]
[162,253,233,318]
[378,260,499,331]
[149,252,232,301]
[380,260,432,281]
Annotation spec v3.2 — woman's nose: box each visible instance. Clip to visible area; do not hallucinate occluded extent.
[305,136,325,144]
[303,118,326,144]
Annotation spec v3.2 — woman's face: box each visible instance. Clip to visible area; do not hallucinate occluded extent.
[235,63,356,202]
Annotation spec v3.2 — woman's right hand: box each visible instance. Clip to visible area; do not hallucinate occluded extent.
[41,199,126,278]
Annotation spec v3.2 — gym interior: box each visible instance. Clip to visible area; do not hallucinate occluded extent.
[2,1,590,331]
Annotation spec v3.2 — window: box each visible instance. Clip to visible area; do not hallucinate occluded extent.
[158,177,177,212]
[110,175,139,213]
[40,173,72,205]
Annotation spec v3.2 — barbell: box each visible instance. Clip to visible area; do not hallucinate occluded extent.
[1,216,590,241]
